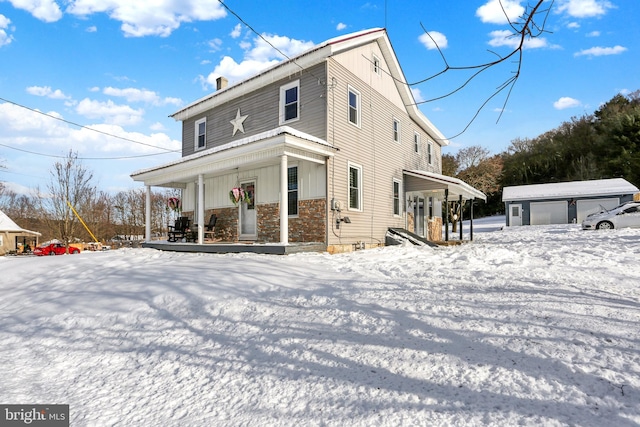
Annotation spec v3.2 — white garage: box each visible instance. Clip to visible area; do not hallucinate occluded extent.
[502,178,639,227]
[530,201,568,225]
[576,198,619,223]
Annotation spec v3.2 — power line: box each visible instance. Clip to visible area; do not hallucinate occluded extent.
[0,96,180,154]
[0,142,176,160]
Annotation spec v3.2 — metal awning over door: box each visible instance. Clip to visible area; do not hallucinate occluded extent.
[403,170,487,201]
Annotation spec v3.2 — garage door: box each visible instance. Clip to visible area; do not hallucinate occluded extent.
[530,201,568,225]
[576,198,619,223]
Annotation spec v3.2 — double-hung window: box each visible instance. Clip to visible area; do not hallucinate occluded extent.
[393,179,401,216]
[414,132,420,154]
[195,118,206,151]
[427,141,433,165]
[348,86,361,127]
[348,163,363,211]
[393,118,400,143]
[280,80,300,124]
[288,166,298,216]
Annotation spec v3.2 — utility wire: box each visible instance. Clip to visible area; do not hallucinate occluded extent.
[0,96,180,154]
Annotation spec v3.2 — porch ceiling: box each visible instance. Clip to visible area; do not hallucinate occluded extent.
[404,170,487,201]
[131,127,335,187]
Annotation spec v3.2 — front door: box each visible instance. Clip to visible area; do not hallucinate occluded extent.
[239,181,256,240]
[509,204,523,226]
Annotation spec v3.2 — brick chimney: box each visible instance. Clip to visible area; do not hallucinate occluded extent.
[216,76,228,91]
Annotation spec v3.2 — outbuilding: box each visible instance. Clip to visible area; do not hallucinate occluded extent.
[502,178,640,226]
[0,209,41,255]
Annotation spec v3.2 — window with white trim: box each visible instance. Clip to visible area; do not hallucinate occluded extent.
[392,118,400,143]
[348,163,363,211]
[393,179,401,216]
[414,132,420,153]
[348,86,361,127]
[288,166,298,216]
[279,80,300,124]
[195,117,206,150]
[427,140,433,165]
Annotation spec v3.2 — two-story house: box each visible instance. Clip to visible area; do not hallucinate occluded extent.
[131,28,485,253]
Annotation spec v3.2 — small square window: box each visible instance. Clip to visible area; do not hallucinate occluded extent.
[373,55,381,75]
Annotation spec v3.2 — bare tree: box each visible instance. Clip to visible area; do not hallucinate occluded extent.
[38,150,96,251]
[416,0,553,138]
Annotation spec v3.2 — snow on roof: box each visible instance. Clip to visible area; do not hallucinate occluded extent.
[131,126,330,178]
[0,209,41,235]
[502,178,639,202]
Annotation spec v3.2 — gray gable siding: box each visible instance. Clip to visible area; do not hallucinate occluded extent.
[181,63,328,157]
[326,58,443,245]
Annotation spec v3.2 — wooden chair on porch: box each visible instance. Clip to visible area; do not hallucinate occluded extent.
[168,216,190,242]
[203,214,218,242]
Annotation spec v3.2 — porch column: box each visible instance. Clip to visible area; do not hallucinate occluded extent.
[145,185,151,243]
[444,189,449,242]
[470,199,474,241]
[459,195,463,241]
[198,173,204,244]
[280,154,288,244]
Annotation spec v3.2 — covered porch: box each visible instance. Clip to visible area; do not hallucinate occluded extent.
[403,170,487,242]
[131,127,335,247]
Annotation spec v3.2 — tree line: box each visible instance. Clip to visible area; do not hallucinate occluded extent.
[444,90,640,217]
[0,151,178,247]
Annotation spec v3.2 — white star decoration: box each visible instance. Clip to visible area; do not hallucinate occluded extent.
[230,108,248,136]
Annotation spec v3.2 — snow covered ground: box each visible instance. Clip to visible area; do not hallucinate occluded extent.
[1,216,639,426]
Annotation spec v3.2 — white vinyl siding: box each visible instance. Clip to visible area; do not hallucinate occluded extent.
[195,118,206,151]
[348,162,363,211]
[279,80,300,124]
[348,86,361,127]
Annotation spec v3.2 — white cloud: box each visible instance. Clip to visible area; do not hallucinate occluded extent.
[207,38,223,52]
[553,97,581,110]
[200,33,315,89]
[567,22,580,29]
[0,14,14,47]
[66,0,227,37]
[230,23,242,38]
[418,31,447,50]
[586,30,600,37]
[574,45,627,57]
[26,86,71,100]
[102,87,183,106]
[76,98,144,126]
[336,22,347,31]
[476,0,525,24]
[86,25,97,33]
[5,0,62,22]
[556,0,614,18]
[488,29,549,49]
[411,88,425,104]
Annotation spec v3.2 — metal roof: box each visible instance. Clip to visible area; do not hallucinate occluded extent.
[502,178,639,202]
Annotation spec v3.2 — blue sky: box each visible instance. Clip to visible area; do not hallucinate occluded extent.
[0,0,638,195]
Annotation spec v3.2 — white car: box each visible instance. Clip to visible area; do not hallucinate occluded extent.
[582,201,640,230]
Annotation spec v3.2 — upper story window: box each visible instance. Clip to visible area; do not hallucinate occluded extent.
[427,140,433,165]
[348,162,363,211]
[348,86,361,127]
[280,80,300,124]
[372,55,381,75]
[288,166,298,216]
[195,118,206,151]
[392,118,400,143]
[414,132,420,154]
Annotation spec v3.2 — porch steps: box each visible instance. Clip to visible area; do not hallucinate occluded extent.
[385,228,439,248]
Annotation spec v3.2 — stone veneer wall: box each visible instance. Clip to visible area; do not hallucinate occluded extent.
[257,199,326,243]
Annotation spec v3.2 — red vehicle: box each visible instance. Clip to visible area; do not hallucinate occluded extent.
[33,243,80,256]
